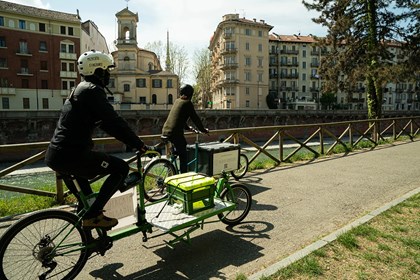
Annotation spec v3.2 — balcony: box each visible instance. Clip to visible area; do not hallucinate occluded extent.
[280,74,299,79]
[17,68,33,76]
[16,49,32,56]
[280,49,299,55]
[220,63,238,70]
[223,32,233,39]
[0,87,16,95]
[59,52,77,60]
[221,48,237,55]
[217,78,239,86]
[60,71,77,78]
[269,73,278,79]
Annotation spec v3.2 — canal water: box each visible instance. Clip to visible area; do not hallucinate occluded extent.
[1,142,329,199]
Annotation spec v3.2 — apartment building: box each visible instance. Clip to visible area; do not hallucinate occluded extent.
[107,7,179,110]
[0,0,110,111]
[0,0,83,110]
[268,34,419,111]
[209,14,273,109]
[210,14,418,111]
[268,34,323,110]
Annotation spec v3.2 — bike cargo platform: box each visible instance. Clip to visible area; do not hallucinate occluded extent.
[145,198,235,232]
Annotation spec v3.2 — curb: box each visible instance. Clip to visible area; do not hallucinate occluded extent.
[248,186,420,280]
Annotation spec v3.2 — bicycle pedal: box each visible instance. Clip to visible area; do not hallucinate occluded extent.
[96,236,113,256]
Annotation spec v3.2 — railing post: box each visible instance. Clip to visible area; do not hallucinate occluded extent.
[56,172,64,204]
[279,129,283,162]
[349,123,353,147]
[319,125,324,155]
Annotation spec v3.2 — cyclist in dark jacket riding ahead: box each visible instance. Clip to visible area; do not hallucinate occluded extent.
[162,85,208,173]
[45,50,149,229]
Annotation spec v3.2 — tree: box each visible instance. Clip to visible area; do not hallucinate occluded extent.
[192,48,212,108]
[144,41,190,85]
[302,0,419,119]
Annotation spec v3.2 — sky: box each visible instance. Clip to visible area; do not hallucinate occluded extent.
[6,0,328,82]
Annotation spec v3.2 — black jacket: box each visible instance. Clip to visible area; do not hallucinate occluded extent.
[49,81,143,152]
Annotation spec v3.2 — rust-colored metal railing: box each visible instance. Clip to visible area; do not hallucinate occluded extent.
[0,116,418,203]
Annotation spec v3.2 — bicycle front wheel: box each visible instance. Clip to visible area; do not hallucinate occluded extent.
[218,184,252,225]
[0,209,91,280]
[231,153,249,180]
[143,158,177,202]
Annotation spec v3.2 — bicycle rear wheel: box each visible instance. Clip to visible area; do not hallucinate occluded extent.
[143,158,177,202]
[231,153,249,180]
[217,184,252,225]
[0,209,91,280]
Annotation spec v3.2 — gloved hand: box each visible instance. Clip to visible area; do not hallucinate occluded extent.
[139,144,152,155]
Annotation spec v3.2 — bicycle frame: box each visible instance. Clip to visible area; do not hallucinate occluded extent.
[45,149,238,260]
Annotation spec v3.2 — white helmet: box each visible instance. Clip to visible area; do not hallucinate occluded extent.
[77,50,115,76]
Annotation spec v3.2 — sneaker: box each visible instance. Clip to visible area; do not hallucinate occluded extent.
[83,213,118,229]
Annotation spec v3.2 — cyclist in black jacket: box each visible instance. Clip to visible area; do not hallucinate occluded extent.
[45,50,150,229]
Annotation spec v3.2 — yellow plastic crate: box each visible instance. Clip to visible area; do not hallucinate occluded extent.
[165,172,216,214]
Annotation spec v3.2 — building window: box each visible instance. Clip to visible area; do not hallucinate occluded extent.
[302,73,306,80]
[167,79,173,88]
[108,78,115,88]
[39,41,47,51]
[19,20,26,29]
[22,79,29,88]
[19,40,28,54]
[302,61,306,69]
[60,43,74,53]
[245,42,250,51]
[68,27,74,36]
[0,78,8,87]
[0,37,5,47]
[23,98,30,109]
[246,100,250,107]
[40,61,48,71]
[0,17,4,26]
[20,59,29,74]
[245,28,251,36]
[42,98,49,109]
[246,87,250,95]
[258,30,262,37]
[152,79,162,88]
[41,80,48,89]
[60,26,66,34]
[39,23,46,32]
[0,58,7,68]
[168,94,173,104]
[258,57,263,67]
[245,57,251,66]
[136,78,146,87]
[245,71,251,81]
[152,94,157,104]
[139,96,146,104]
[62,80,75,90]
[302,50,306,57]
[258,44,262,52]
[2,97,9,109]
[124,84,130,92]
[258,73,263,82]
[302,85,306,92]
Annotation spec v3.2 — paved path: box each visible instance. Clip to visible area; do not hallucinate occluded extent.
[1,141,419,279]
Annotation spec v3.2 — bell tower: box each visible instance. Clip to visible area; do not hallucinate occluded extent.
[116,7,138,46]
[114,7,139,71]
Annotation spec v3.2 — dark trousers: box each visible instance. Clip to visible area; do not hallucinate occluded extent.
[169,135,188,173]
[45,147,129,218]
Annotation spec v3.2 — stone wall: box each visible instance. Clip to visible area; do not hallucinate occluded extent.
[0,109,417,145]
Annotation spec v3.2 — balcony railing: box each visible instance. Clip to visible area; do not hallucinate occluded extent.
[59,52,77,60]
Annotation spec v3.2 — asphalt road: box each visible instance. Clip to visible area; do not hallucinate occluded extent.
[1,140,419,279]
